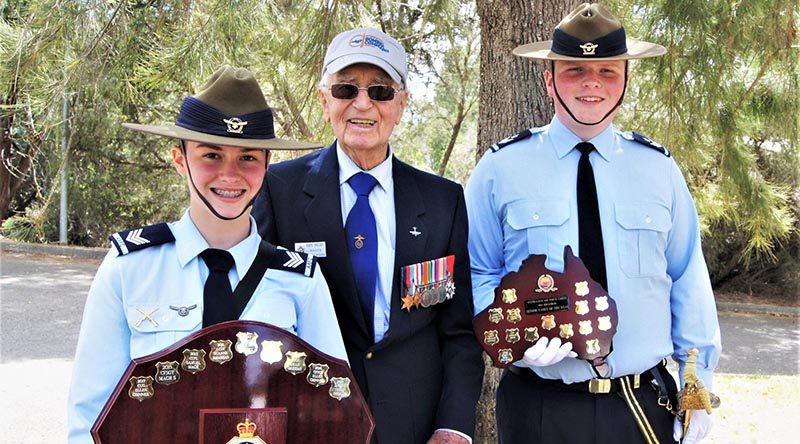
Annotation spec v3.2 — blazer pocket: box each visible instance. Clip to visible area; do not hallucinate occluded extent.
[615,202,671,278]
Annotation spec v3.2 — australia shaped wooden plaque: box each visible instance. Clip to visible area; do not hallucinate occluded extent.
[91,320,374,443]
[473,246,618,368]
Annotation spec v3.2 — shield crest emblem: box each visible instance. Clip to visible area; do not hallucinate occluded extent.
[235,331,259,356]
[329,377,352,401]
[260,340,283,364]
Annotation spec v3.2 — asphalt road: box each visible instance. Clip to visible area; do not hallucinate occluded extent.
[1,250,798,441]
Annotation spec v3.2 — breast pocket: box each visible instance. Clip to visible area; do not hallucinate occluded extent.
[126,301,201,357]
[507,200,570,261]
[615,202,671,278]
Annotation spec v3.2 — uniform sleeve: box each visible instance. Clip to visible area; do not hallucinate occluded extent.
[666,161,721,390]
[296,269,348,363]
[465,152,506,314]
[67,250,132,443]
[433,186,484,437]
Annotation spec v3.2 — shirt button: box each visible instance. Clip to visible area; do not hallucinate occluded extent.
[366,352,373,359]
[532,213,540,221]
[645,216,652,224]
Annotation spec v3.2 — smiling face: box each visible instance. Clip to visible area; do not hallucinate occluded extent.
[319,63,409,170]
[172,141,269,227]
[545,59,627,140]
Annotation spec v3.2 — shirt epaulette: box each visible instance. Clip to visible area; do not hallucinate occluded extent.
[489,129,535,153]
[271,249,317,277]
[630,132,671,157]
[109,223,175,256]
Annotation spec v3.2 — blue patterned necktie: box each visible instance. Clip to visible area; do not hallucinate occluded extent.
[200,248,235,327]
[345,172,379,336]
[576,142,608,290]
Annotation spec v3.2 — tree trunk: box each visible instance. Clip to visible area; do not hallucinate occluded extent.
[473,1,581,442]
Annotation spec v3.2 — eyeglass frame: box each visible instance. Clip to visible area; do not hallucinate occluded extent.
[323,83,404,102]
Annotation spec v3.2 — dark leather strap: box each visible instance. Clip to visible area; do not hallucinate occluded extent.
[231,241,277,319]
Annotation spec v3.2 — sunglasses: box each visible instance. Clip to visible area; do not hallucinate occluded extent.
[327,83,401,101]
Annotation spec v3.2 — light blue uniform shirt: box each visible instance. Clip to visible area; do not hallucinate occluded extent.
[337,146,396,343]
[466,116,721,389]
[67,211,347,444]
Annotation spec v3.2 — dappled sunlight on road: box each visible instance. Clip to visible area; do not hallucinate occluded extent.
[0,359,73,442]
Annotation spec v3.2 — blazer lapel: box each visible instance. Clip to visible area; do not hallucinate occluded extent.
[382,158,427,342]
[303,145,371,337]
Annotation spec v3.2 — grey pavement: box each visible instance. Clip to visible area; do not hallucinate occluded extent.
[1,241,799,441]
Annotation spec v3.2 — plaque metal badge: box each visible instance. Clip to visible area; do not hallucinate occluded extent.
[306,363,330,387]
[501,288,518,304]
[154,361,180,385]
[284,351,308,375]
[128,376,154,402]
[472,246,619,368]
[329,377,352,401]
[484,330,500,346]
[505,328,520,344]
[260,340,284,364]
[209,339,234,364]
[524,326,539,342]
[235,331,259,356]
[181,349,207,374]
[498,348,514,365]
[506,308,522,324]
[225,418,267,444]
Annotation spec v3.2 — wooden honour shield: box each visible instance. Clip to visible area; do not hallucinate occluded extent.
[473,246,618,368]
[91,320,374,443]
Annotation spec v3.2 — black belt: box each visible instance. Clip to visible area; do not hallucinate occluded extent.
[507,363,664,395]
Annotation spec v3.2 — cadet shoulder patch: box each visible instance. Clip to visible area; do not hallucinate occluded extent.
[109,223,175,256]
[630,132,670,157]
[489,129,534,153]
[271,249,317,277]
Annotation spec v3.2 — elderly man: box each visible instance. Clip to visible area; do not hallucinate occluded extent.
[253,28,484,444]
[466,4,721,444]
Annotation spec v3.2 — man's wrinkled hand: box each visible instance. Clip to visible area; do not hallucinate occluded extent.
[426,430,470,444]
[673,409,713,444]
[522,337,577,367]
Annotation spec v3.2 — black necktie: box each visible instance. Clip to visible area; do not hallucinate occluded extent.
[576,142,608,290]
[200,248,236,327]
[344,172,379,336]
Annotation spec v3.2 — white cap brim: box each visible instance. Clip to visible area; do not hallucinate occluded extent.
[324,53,404,85]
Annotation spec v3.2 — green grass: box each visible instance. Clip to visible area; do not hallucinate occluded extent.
[705,374,800,443]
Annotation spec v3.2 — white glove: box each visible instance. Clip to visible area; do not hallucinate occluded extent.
[673,409,713,443]
[522,337,577,367]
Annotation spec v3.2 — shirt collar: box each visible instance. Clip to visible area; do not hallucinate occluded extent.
[550,116,616,162]
[336,142,394,192]
[174,210,260,274]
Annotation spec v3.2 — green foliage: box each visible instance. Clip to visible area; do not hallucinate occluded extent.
[612,0,799,294]
[1,0,797,295]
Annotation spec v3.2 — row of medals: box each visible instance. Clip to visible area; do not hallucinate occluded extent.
[403,278,455,310]
[128,331,351,402]
[484,279,614,365]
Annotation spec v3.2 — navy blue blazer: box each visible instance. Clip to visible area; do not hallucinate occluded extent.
[253,144,484,444]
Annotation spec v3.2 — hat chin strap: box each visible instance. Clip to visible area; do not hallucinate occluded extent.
[180,141,254,221]
[551,60,628,127]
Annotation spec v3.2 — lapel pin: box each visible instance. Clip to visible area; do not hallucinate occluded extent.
[135,307,160,327]
[169,304,197,317]
[409,227,421,237]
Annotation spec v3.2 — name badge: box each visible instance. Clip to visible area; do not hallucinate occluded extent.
[294,241,326,257]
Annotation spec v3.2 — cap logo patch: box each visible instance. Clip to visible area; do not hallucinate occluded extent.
[579,42,599,55]
[349,31,389,53]
[223,117,248,134]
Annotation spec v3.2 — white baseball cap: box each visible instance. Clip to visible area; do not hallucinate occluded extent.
[322,27,408,85]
